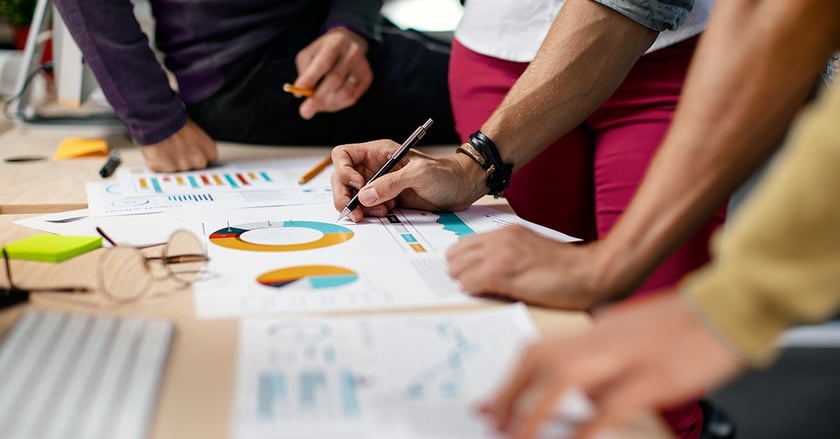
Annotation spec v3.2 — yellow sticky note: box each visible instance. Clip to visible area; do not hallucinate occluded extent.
[3,235,102,262]
[54,138,109,160]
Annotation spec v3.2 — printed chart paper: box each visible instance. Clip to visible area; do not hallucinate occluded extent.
[87,159,333,216]
[14,209,189,247]
[172,203,577,318]
[232,305,539,439]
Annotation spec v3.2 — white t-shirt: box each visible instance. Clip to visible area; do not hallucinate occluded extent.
[455,0,714,62]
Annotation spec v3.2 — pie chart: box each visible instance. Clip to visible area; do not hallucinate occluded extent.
[209,220,354,252]
[257,265,359,289]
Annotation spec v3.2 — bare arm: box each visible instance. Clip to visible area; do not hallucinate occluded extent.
[481,0,657,168]
[331,0,659,221]
[593,0,840,298]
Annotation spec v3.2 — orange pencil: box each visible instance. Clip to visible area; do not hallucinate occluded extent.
[298,156,332,184]
[283,83,314,97]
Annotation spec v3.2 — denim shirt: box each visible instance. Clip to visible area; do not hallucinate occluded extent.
[456,0,711,63]
[593,0,694,31]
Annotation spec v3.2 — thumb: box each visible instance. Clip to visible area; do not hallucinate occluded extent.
[358,170,410,207]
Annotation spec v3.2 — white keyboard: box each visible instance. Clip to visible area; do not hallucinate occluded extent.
[0,309,175,439]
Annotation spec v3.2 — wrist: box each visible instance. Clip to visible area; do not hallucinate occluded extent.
[456,131,514,197]
[451,152,492,206]
[590,236,653,300]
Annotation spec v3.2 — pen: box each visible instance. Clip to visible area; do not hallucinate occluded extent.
[298,156,332,185]
[283,83,314,97]
[99,151,121,178]
[337,118,433,221]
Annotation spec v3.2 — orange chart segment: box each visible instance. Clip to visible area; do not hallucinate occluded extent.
[257,266,359,289]
[209,221,354,252]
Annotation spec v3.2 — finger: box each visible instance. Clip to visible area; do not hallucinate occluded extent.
[295,38,341,90]
[383,199,397,212]
[300,63,348,119]
[349,207,365,223]
[332,141,394,177]
[445,234,491,277]
[362,166,423,207]
[447,248,489,288]
[331,170,358,212]
[457,262,513,297]
[485,345,542,431]
[187,147,207,170]
[321,50,369,112]
[511,386,568,439]
[331,146,369,184]
[200,138,219,163]
[367,204,390,218]
[141,146,170,172]
[576,373,658,439]
[172,147,193,172]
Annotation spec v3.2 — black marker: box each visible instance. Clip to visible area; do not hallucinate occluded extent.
[99,151,121,178]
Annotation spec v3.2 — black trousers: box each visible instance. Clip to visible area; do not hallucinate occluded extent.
[186,23,458,146]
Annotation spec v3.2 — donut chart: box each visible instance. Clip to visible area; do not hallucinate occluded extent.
[209,220,354,252]
[257,265,359,289]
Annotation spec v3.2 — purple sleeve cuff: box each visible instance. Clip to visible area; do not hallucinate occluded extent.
[131,105,188,146]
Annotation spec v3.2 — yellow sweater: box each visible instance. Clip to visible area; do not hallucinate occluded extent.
[683,83,840,366]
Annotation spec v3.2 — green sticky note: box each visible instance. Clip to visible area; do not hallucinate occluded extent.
[3,235,103,263]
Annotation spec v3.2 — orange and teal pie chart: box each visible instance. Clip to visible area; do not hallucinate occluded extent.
[209,220,354,251]
[257,265,359,289]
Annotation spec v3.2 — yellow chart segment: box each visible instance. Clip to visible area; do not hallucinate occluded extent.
[257,265,358,288]
[209,221,354,252]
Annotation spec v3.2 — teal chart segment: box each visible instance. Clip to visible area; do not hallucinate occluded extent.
[434,212,475,237]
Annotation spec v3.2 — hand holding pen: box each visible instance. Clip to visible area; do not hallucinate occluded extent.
[337,118,433,221]
[330,120,496,223]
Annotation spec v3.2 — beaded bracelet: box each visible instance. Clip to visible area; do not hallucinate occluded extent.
[455,130,513,197]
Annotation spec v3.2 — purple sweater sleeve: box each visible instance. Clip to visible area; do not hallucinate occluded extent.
[53,0,186,145]
[326,0,383,42]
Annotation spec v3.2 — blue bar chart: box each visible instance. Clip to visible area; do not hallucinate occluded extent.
[233,306,539,439]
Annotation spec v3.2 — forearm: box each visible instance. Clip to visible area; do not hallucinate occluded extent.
[598,0,840,296]
[480,0,657,168]
[53,0,186,144]
[684,83,840,365]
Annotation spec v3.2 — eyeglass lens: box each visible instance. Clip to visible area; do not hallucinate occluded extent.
[163,230,208,285]
[98,247,153,303]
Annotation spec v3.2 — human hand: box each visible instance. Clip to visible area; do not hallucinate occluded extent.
[293,26,372,120]
[479,292,745,439]
[447,226,618,309]
[330,140,488,222]
[140,119,218,172]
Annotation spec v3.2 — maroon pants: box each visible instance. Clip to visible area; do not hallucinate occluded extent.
[449,36,725,439]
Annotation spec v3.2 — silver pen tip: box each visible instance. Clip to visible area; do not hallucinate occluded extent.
[336,207,351,222]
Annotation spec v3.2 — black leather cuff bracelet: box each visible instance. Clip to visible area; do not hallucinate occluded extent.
[456,131,513,197]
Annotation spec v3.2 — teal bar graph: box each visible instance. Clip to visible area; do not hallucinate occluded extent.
[258,372,286,418]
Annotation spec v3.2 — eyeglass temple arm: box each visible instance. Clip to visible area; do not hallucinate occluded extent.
[96,226,167,249]
[95,226,119,247]
[2,248,18,290]
[2,249,91,295]
[147,254,210,264]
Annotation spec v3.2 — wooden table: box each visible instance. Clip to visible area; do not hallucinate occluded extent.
[0,127,460,214]
[0,124,671,438]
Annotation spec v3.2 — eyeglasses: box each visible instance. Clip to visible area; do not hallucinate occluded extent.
[1,228,209,305]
